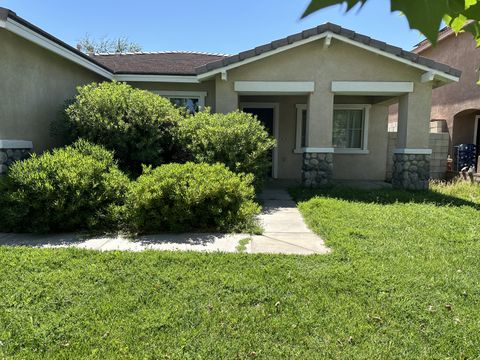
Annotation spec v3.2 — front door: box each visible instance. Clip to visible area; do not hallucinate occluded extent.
[241,105,276,178]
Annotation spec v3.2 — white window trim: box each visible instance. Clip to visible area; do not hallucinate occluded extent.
[152,91,207,109]
[333,104,371,153]
[240,102,280,179]
[294,104,307,154]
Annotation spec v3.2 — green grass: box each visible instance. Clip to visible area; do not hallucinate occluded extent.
[0,181,479,358]
[236,237,252,253]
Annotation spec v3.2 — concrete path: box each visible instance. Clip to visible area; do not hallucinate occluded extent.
[251,185,330,255]
[0,185,330,255]
[0,232,249,253]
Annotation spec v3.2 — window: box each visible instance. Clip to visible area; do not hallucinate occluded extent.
[332,105,370,151]
[152,91,206,114]
[295,104,307,153]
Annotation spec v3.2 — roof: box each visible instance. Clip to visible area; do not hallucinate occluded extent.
[195,22,461,79]
[91,52,228,76]
[0,7,461,82]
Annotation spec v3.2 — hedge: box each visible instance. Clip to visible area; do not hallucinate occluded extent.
[178,110,276,186]
[0,140,129,233]
[63,81,184,174]
[123,162,260,232]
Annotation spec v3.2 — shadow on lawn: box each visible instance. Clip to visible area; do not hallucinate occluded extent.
[289,185,480,210]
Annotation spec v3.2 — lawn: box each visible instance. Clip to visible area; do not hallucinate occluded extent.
[1,181,479,358]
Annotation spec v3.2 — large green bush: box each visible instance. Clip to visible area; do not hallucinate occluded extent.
[0,140,129,233]
[124,162,260,233]
[177,110,276,185]
[63,81,183,173]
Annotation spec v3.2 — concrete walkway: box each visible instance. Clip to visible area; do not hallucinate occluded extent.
[250,185,330,255]
[0,186,329,255]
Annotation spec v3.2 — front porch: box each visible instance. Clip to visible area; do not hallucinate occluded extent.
[234,80,433,190]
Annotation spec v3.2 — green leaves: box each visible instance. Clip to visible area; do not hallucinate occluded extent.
[302,0,480,46]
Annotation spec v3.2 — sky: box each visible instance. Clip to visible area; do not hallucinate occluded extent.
[1,0,425,54]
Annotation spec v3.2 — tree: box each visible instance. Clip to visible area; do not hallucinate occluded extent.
[302,0,480,46]
[77,34,142,54]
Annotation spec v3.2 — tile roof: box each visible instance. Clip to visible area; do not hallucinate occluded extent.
[91,52,228,75]
[194,22,462,78]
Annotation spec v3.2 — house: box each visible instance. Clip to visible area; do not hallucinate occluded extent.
[0,7,461,189]
[390,28,480,173]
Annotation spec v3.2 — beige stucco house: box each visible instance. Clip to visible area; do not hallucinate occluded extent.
[414,29,479,171]
[0,7,461,189]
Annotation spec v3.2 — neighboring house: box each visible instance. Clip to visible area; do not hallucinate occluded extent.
[0,8,461,189]
[390,28,480,171]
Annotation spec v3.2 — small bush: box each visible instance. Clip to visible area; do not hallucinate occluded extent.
[0,140,129,233]
[178,110,276,186]
[124,162,260,232]
[63,81,183,174]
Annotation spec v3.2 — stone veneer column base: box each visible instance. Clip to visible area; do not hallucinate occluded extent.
[392,153,430,190]
[302,152,333,187]
[0,140,33,174]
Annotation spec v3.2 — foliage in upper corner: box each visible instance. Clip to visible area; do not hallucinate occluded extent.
[302,0,480,46]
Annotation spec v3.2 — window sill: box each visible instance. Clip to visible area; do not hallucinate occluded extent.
[333,148,370,154]
[293,148,304,154]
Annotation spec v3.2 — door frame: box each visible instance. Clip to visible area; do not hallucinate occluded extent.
[240,102,279,179]
[474,115,479,145]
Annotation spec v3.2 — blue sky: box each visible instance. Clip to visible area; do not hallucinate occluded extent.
[1,0,424,54]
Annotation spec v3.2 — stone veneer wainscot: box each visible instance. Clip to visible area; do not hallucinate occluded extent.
[0,140,33,174]
[392,153,430,190]
[302,152,333,187]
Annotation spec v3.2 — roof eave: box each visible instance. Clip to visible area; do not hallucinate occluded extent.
[196,31,461,84]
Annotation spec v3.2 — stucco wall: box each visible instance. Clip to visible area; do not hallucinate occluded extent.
[0,29,105,152]
[129,81,216,110]
[333,103,389,180]
[419,32,480,124]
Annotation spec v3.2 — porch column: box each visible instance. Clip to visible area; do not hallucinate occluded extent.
[215,77,238,113]
[302,90,334,187]
[392,84,432,190]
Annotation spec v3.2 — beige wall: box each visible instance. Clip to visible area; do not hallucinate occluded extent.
[411,32,480,155]
[0,30,105,152]
[129,80,216,110]
[419,32,480,125]
[333,103,389,180]
[215,39,432,180]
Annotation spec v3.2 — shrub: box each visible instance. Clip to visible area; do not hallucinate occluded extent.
[177,110,276,186]
[0,140,129,233]
[63,81,183,174]
[124,162,260,232]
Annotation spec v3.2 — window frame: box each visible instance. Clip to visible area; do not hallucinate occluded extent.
[294,104,308,154]
[152,90,207,112]
[332,104,371,154]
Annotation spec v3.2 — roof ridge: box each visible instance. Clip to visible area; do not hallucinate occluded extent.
[92,50,231,57]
